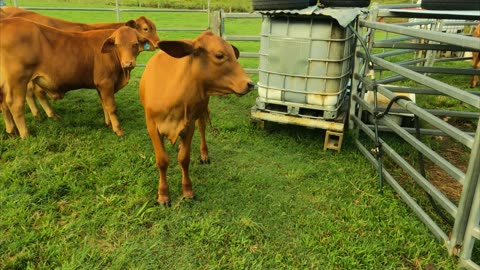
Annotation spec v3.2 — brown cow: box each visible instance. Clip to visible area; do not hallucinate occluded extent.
[0,17,156,138]
[139,31,254,206]
[0,7,159,40]
[0,7,160,120]
[470,23,480,88]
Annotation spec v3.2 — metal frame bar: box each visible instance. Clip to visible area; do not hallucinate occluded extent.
[353,115,451,242]
[216,10,262,74]
[352,4,480,269]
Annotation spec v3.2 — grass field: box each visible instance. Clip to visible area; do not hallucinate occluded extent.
[0,1,471,269]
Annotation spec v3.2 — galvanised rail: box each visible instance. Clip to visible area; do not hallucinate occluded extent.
[211,10,262,74]
[351,3,480,269]
[11,0,212,68]
[11,1,262,72]
[12,0,211,32]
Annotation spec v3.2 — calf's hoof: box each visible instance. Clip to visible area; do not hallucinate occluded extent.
[182,190,195,200]
[114,129,125,136]
[199,157,210,165]
[157,197,171,207]
[33,114,45,121]
[50,114,61,120]
[6,128,19,137]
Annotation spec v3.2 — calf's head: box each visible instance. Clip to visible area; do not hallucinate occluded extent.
[158,31,255,96]
[130,16,160,49]
[101,26,156,69]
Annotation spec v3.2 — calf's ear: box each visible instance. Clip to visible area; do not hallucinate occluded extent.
[101,37,115,53]
[158,40,194,58]
[125,20,137,29]
[231,44,240,59]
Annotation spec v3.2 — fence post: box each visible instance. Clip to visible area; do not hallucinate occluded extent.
[219,9,225,38]
[449,122,480,256]
[207,0,211,29]
[115,0,120,22]
[211,10,221,36]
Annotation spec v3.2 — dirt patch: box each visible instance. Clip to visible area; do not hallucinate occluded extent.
[423,135,469,203]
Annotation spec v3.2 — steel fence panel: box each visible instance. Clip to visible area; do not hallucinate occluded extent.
[352,3,480,269]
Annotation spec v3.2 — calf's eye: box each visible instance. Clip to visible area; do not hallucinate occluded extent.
[215,54,224,60]
[143,28,149,32]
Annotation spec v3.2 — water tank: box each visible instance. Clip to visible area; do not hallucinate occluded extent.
[256,15,356,119]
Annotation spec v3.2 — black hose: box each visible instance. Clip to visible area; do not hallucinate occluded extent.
[348,20,454,226]
[376,96,454,226]
[348,23,384,193]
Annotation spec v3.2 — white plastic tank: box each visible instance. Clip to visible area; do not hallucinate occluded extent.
[257,15,356,119]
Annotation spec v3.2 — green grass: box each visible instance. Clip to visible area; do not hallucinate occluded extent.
[0,1,468,269]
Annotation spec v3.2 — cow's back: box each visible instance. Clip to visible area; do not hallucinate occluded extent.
[1,8,89,31]
[0,18,117,93]
[0,18,45,73]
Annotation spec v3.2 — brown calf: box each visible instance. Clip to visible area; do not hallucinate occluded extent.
[0,7,159,43]
[470,23,480,88]
[0,17,156,138]
[0,7,160,120]
[139,31,254,206]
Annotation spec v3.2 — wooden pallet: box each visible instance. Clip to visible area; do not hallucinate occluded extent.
[251,106,347,152]
[255,98,346,120]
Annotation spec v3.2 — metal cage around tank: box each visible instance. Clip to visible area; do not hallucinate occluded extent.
[256,15,356,120]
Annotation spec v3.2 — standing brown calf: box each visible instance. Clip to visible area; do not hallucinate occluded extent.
[0,7,160,121]
[0,17,156,138]
[470,23,480,88]
[139,31,254,206]
[0,7,159,41]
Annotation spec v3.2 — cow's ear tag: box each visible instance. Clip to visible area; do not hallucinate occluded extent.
[144,43,151,50]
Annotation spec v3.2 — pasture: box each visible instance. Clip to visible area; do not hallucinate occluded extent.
[0,1,464,269]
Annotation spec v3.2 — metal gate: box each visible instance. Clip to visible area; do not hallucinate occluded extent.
[351,3,480,268]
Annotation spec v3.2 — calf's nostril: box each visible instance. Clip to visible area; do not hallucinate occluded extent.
[247,81,255,90]
[123,61,135,68]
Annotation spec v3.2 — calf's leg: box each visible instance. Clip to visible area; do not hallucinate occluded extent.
[1,101,16,135]
[146,117,171,206]
[197,111,210,164]
[471,52,479,88]
[32,84,59,120]
[178,124,195,199]
[26,87,41,119]
[5,83,29,138]
[97,87,124,136]
[97,90,111,128]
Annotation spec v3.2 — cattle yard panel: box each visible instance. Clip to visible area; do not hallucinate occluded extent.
[13,0,211,25]
[13,2,263,70]
[212,10,262,74]
[14,0,210,27]
[351,3,480,268]
[11,0,212,67]
[12,1,211,41]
